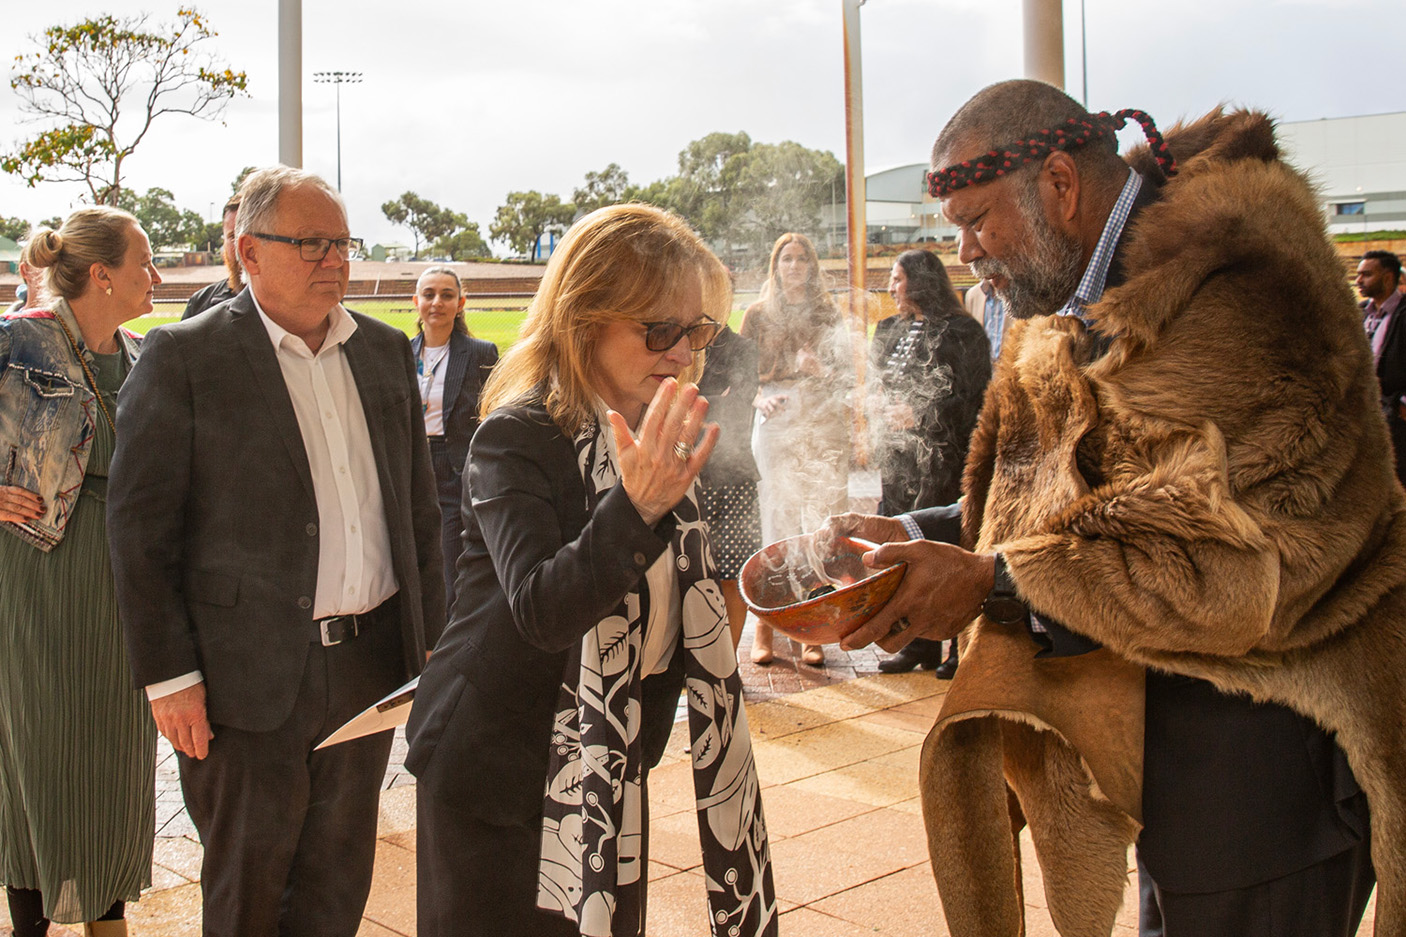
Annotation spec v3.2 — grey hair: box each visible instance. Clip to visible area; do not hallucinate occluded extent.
[234,166,346,240]
[931,79,1124,186]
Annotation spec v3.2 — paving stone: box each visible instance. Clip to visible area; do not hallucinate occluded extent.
[759,785,878,841]
[361,839,417,937]
[810,864,946,935]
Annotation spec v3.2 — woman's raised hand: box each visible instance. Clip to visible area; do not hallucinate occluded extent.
[0,485,44,524]
[608,378,720,527]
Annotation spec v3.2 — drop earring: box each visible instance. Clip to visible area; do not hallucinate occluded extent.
[105,287,112,296]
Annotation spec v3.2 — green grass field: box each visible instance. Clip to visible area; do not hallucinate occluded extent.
[136,298,757,352]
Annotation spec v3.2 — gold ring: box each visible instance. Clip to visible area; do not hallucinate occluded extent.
[673,441,693,461]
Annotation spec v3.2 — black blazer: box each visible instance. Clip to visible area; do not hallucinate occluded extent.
[181,279,238,320]
[410,329,499,472]
[108,288,446,731]
[406,399,684,823]
[697,325,760,484]
[870,310,991,510]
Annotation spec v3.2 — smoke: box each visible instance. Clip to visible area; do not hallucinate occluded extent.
[751,307,856,548]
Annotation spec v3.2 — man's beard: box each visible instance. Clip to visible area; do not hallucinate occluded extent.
[224,253,244,293]
[971,181,1084,320]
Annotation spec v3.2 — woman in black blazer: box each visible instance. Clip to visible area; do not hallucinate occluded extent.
[405,206,776,937]
[868,250,990,677]
[410,267,499,609]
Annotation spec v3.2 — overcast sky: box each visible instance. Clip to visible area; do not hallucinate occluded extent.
[1,0,1400,250]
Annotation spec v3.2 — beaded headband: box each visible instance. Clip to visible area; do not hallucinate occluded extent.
[925,109,1177,199]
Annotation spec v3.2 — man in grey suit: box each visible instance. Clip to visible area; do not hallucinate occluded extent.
[108,166,444,937]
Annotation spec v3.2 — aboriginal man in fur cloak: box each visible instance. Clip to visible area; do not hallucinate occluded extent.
[829,80,1406,937]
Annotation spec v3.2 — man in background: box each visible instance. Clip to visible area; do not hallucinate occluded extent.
[180,195,242,319]
[1357,249,1406,484]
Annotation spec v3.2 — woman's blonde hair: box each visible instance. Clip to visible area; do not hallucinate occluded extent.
[24,206,140,302]
[480,203,731,434]
[759,231,831,312]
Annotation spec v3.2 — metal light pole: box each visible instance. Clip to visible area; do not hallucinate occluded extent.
[313,71,363,191]
[1081,0,1089,105]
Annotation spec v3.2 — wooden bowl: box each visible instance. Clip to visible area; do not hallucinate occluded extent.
[739,533,906,645]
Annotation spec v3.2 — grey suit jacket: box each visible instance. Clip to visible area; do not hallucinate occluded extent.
[108,287,445,732]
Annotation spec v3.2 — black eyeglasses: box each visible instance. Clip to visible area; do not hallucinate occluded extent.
[641,317,723,352]
[250,233,363,262]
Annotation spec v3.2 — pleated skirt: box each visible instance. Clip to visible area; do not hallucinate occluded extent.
[0,479,156,923]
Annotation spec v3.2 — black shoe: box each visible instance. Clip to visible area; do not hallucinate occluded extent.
[877,639,944,673]
[933,658,958,680]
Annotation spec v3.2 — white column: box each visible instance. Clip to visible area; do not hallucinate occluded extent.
[1023,0,1065,89]
[278,0,303,167]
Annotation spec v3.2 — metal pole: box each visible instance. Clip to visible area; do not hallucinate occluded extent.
[334,81,342,191]
[1081,0,1088,105]
[841,0,869,459]
[314,72,362,193]
[1022,0,1065,88]
[278,0,302,167]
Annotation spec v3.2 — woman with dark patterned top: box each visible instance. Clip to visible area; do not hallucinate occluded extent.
[870,250,990,677]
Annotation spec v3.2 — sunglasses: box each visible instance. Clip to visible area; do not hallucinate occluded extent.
[641,317,724,352]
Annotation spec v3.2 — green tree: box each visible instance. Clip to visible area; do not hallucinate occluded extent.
[117,186,207,250]
[729,141,843,253]
[231,165,256,195]
[666,131,753,243]
[0,216,30,242]
[197,220,224,252]
[432,221,492,261]
[2,9,248,205]
[572,163,631,216]
[38,216,62,232]
[382,191,459,259]
[489,191,575,260]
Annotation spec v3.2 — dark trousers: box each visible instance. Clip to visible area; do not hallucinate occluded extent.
[1137,836,1375,937]
[429,436,464,613]
[178,601,403,937]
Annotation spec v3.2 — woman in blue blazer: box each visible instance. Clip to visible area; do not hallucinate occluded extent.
[410,267,499,610]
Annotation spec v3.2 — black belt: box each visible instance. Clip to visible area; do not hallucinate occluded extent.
[311,612,365,646]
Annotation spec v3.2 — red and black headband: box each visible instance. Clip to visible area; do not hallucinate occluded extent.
[925,108,1176,199]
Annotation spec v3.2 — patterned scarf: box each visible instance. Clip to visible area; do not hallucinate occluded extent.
[536,418,777,937]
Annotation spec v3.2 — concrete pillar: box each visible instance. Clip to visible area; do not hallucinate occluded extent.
[1023,0,1065,89]
[278,0,302,167]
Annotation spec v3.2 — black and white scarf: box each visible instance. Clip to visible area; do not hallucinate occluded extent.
[536,418,777,937]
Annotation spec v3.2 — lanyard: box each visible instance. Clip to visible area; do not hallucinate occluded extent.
[417,344,450,414]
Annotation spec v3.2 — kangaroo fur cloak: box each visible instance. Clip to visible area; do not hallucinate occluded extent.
[920,107,1406,937]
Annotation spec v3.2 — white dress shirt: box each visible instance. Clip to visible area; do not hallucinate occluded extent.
[418,340,452,436]
[147,299,399,699]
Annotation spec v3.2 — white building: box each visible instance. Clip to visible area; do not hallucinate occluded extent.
[1277,111,1406,235]
[837,111,1406,244]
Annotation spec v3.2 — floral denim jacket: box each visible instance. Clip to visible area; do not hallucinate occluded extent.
[0,298,140,551]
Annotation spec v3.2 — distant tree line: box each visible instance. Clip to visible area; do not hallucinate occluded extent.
[490,132,844,264]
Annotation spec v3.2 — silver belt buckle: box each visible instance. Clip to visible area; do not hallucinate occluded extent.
[318,615,358,646]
